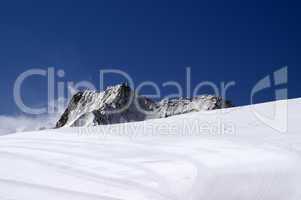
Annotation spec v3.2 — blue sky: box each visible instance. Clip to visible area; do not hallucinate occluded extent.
[0,0,300,116]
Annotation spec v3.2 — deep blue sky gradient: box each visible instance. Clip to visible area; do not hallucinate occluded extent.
[0,0,300,115]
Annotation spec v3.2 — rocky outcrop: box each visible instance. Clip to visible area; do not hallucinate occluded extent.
[56,84,232,128]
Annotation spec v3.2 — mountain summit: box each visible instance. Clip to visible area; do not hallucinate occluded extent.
[56,84,232,128]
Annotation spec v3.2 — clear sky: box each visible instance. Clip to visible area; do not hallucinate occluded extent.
[0,0,300,115]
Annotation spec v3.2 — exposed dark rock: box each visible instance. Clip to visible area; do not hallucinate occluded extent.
[56,84,233,128]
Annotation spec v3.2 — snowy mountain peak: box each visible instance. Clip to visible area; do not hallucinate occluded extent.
[56,84,232,128]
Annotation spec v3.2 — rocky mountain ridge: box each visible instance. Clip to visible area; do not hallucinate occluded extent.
[56,84,232,128]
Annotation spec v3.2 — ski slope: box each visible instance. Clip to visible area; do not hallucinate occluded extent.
[0,99,301,200]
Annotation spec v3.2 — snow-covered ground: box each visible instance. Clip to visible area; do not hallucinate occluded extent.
[0,99,301,200]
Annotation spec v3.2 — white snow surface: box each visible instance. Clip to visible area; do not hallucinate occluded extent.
[0,98,301,200]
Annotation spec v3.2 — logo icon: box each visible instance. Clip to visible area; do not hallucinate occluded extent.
[250,67,288,133]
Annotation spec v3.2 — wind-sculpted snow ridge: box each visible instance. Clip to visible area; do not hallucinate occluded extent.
[56,83,232,128]
[1,98,301,200]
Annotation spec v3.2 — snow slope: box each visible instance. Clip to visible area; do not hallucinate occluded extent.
[0,98,301,200]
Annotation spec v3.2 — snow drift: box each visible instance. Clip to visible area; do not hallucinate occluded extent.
[0,98,300,200]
